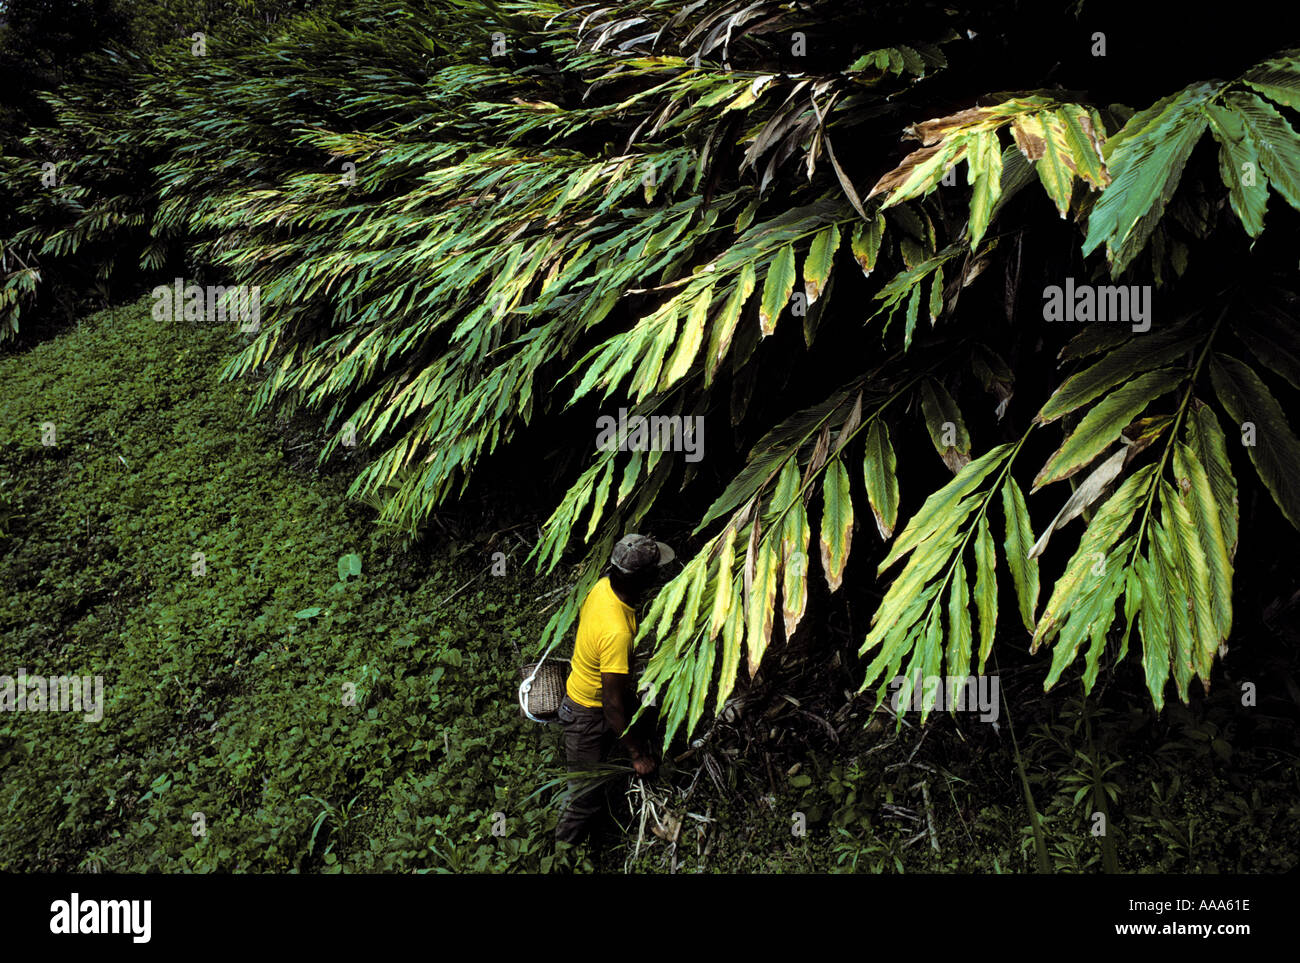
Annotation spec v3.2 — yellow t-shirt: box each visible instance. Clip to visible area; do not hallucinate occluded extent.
[565,577,637,708]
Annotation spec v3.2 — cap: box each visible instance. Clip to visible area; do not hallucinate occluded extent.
[610,533,676,574]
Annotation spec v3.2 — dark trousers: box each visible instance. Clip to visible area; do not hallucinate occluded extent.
[555,695,616,844]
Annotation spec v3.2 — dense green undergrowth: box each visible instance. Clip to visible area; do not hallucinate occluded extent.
[0,296,572,872]
[1,297,1296,873]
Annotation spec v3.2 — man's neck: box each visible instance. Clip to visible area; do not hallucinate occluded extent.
[612,584,639,608]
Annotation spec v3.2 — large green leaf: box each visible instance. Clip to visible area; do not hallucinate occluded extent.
[1186,401,1239,555]
[1036,325,1194,425]
[972,513,998,669]
[1237,306,1300,392]
[1150,513,1196,703]
[1224,89,1300,210]
[946,552,973,701]
[1207,102,1269,237]
[714,580,745,711]
[584,458,616,540]
[686,639,716,738]
[820,457,854,592]
[707,524,738,640]
[670,554,709,655]
[745,537,780,676]
[1000,476,1039,635]
[1173,439,1234,650]
[863,418,900,539]
[1041,535,1130,692]
[1034,464,1156,650]
[920,378,971,473]
[880,443,1014,573]
[1082,84,1215,272]
[1034,367,1186,490]
[1159,480,1216,684]
[903,283,922,351]
[1242,54,1300,110]
[1209,352,1300,529]
[1133,553,1171,711]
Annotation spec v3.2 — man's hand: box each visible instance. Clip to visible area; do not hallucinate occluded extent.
[631,753,657,776]
[603,672,658,774]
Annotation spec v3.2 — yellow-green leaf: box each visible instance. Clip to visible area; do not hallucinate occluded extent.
[850,214,885,276]
[759,244,796,336]
[946,553,972,703]
[745,539,779,676]
[967,129,1003,248]
[1033,111,1076,217]
[706,261,756,384]
[661,284,711,389]
[973,512,998,668]
[927,264,944,324]
[715,580,745,710]
[708,525,738,640]
[781,495,811,638]
[585,459,616,540]
[671,556,709,655]
[1036,325,1194,425]
[1186,402,1238,555]
[803,224,840,305]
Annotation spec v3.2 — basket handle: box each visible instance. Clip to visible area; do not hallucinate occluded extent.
[518,636,564,723]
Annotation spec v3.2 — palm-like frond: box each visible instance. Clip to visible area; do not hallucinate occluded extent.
[3,1,1298,748]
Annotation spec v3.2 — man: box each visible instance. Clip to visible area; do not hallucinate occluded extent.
[554,533,675,845]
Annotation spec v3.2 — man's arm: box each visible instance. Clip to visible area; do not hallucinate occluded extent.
[601,672,656,775]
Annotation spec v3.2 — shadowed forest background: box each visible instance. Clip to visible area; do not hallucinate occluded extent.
[1,0,1298,873]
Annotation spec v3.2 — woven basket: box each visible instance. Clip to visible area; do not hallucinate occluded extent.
[519,659,569,720]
